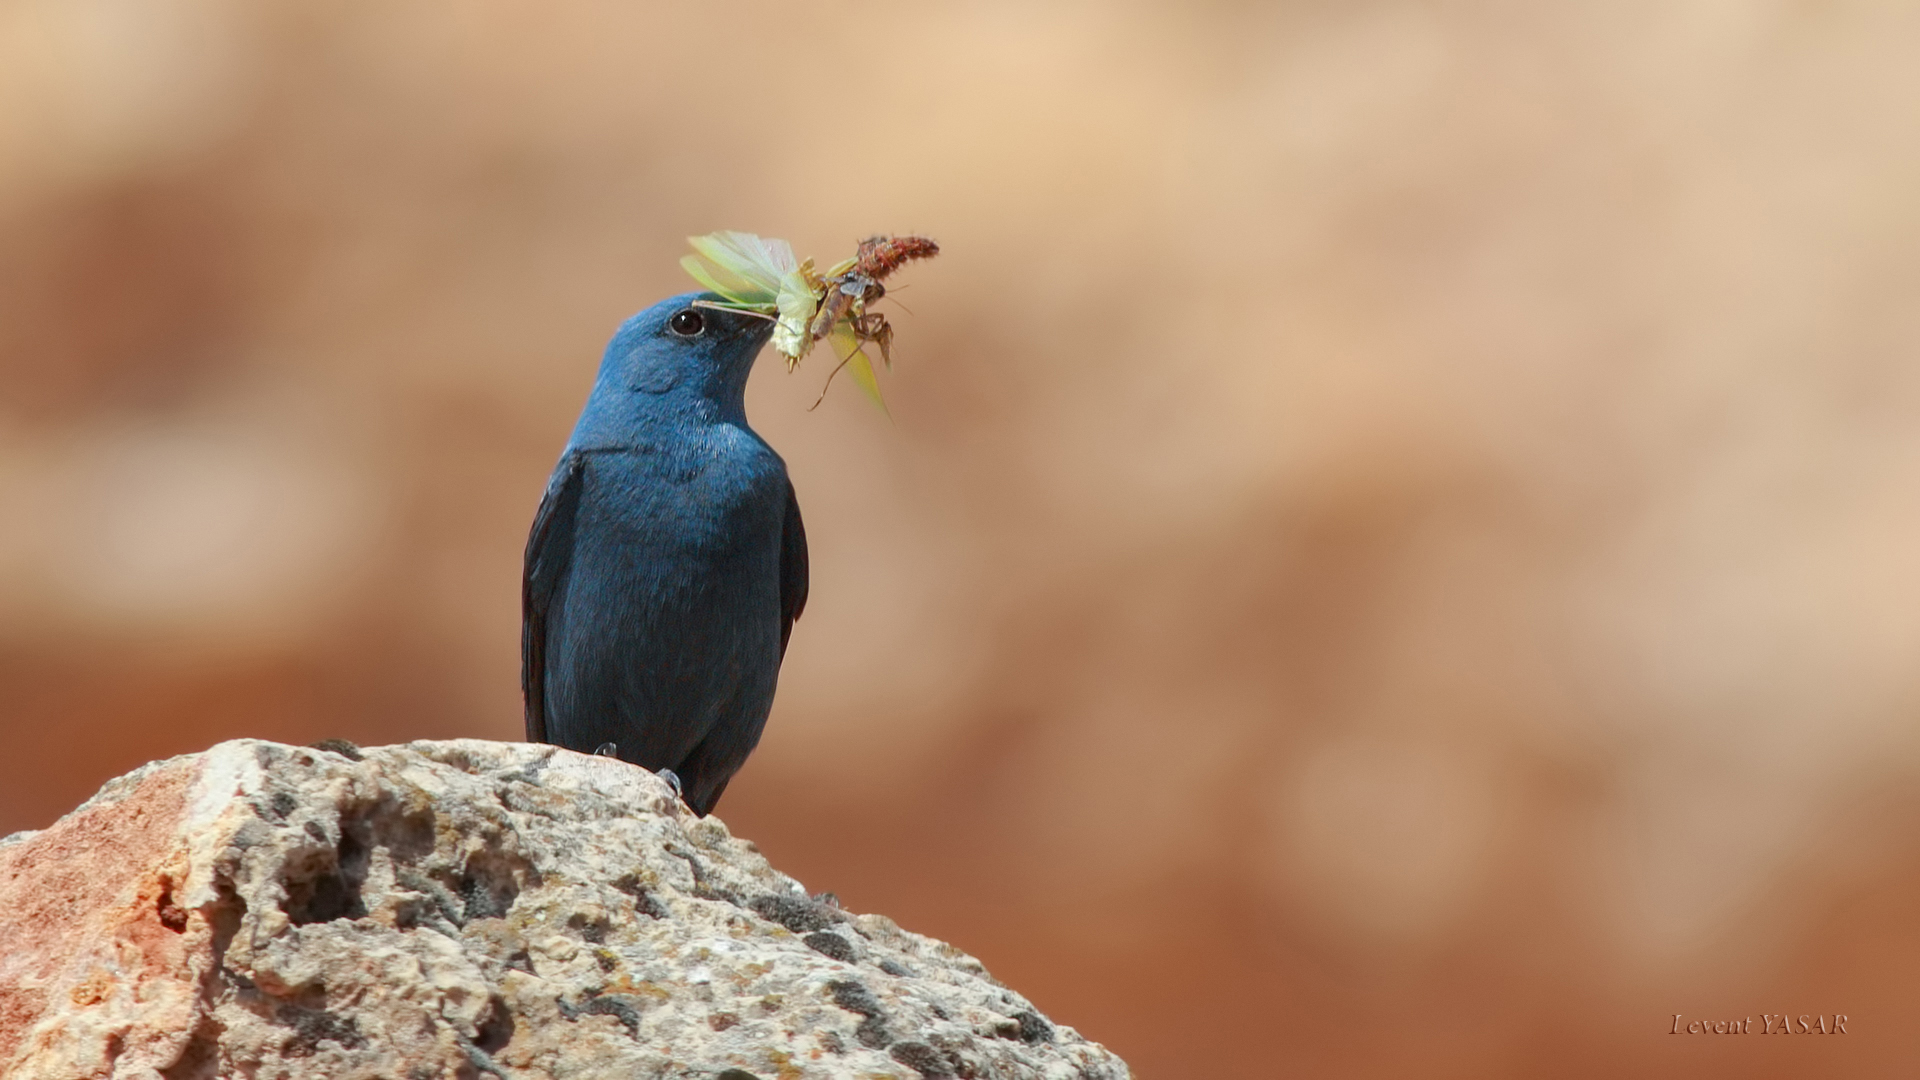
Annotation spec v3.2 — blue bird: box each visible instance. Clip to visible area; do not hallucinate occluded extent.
[522,292,807,816]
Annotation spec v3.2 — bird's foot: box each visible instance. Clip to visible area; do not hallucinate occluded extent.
[309,738,364,761]
[593,742,619,757]
[655,768,684,800]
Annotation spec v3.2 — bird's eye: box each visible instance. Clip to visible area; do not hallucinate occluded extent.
[669,310,705,336]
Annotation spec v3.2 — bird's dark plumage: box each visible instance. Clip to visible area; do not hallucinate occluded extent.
[522,292,806,815]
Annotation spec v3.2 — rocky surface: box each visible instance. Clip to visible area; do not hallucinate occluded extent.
[0,740,1130,1080]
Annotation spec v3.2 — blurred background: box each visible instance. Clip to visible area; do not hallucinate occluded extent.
[3,0,1919,1075]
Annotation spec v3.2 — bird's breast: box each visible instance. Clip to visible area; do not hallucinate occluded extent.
[573,434,785,568]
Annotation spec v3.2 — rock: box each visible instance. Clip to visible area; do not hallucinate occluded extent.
[0,740,1131,1080]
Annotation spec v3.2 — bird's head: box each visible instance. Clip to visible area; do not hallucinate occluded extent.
[573,291,778,441]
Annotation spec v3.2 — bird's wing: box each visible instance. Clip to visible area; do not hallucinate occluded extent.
[778,478,809,661]
[522,451,587,743]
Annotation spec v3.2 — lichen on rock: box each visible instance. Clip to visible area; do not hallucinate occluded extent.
[0,739,1130,1080]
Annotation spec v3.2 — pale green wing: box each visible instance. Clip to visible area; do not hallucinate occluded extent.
[683,232,797,306]
[681,254,764,303]
[828,320,888,413]
[845,352,885,412]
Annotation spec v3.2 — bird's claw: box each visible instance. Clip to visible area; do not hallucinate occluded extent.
[308,738,364,761]
[593,742,619,758]
[655,768,684,800]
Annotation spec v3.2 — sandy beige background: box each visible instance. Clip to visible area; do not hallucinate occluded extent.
[4,1,1919,1075]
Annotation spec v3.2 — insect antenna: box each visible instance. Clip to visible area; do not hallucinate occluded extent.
[690,300,778,322]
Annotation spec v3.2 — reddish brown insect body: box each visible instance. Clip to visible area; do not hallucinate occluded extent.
[854,235,940,280]
[800,234,939,408]
[807,277,875,344]
[806,234,940,357]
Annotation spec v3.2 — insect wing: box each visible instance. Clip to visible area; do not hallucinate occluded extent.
[683,232,798,306]
[828,320,888,412]
[681,254,759,303]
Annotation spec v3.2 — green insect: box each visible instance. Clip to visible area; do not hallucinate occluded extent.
[680,231,938,410]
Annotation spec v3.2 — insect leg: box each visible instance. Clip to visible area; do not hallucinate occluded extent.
[808,335,863,411]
